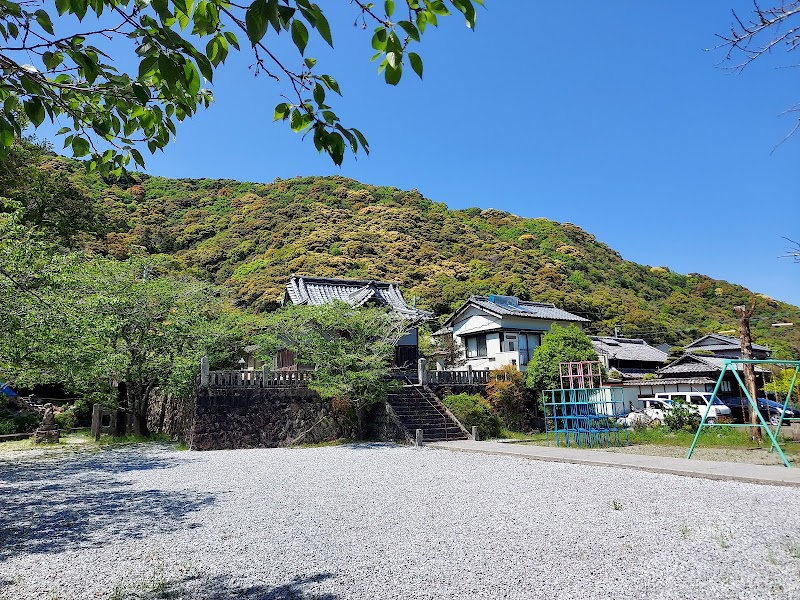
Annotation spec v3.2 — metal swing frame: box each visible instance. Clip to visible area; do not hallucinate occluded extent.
[686,359,800,468]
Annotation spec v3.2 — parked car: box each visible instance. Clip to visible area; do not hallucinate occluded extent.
[622,399,671,427]
[653,392,732,425]
[720,397,800,427]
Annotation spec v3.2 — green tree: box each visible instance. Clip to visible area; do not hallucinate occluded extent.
[255,301,412,438]
[526,324,600,398]
[0,247,244,435]
[0,0,485,173]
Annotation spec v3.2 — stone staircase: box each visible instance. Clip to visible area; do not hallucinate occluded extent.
[387,385,469,443]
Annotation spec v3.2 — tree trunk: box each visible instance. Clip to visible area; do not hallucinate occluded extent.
[130,384,152,438]
[355,406,364,441]
[735,301,761,441]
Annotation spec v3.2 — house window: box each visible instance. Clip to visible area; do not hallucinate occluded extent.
[503,333,517,353]
[465,334,487,358]
[721,380,732,392]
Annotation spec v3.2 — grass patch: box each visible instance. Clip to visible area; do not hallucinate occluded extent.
[497,428,548,442]
[628,426,800,454]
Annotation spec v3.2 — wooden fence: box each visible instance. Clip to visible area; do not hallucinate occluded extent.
[207,369,311,388]
[427,369,490,386]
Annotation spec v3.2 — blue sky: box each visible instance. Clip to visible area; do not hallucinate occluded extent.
[48,2,800,305]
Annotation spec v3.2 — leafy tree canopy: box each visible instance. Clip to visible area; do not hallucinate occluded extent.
[526,324,599,396]
[0,0,484,174]
[254,300,413,436]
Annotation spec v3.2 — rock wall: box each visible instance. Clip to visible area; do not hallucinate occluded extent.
[190,386,352,450]
[148,389,195,442]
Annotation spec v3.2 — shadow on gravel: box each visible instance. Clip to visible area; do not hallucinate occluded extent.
[133,572,339,599]
[0,446,212,560]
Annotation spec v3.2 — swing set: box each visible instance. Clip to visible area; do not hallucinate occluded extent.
[686,359,800,468]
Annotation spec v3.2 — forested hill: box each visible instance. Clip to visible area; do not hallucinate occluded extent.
[6,145,800,356]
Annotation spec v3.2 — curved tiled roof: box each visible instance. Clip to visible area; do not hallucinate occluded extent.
[283,275,432,320]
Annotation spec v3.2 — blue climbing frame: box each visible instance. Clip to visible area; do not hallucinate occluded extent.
[686,359,800,468]
[543,387,629,448]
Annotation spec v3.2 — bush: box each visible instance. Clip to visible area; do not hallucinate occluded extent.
[0,412,41,434]
[663,398,700,432]
[486,365,527,430]
[54,399,91,430]
[442,393,502,439]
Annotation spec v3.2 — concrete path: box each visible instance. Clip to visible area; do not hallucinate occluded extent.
[431,440,800,487]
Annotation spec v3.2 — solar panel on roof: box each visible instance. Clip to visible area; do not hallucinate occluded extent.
[488,294,519,307]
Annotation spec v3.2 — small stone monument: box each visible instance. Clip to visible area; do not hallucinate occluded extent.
[33,403,60,444]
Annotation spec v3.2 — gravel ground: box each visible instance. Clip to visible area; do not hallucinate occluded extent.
[1,443,799,600]
[602,443,798,465]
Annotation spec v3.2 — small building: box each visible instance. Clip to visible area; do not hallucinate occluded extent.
[590,336,668,380]
[617,377,716,411]
[282,275,432,370]
[656,353,767,396]
[684,334,771,360]
[434,294,589,372]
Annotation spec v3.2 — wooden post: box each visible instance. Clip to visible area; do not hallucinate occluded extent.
[735,300,762,441]
[200,356,209,387]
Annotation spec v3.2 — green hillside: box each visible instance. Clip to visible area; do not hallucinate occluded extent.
[6,145,800,356]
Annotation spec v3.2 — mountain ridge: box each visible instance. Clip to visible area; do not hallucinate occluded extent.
[6,148,800,357]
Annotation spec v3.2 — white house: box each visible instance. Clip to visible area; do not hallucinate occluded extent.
[434,295,589,372]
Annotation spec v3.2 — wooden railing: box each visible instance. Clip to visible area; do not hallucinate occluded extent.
[427,369,490,386]
[207,370,311,388]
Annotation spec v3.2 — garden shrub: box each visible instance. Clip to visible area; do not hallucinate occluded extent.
[663,398,700,432]
[486,365,527,430]
[0,412,40,434]
[442,393,502,438]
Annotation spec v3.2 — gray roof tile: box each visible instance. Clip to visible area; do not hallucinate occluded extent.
[284,275,432,320]
[591,336,668,364]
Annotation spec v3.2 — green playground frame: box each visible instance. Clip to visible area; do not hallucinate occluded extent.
[686,359,800,468]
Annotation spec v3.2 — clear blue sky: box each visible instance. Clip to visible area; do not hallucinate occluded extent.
[62,2,800,305]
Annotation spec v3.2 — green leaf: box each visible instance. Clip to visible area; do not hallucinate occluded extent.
[304,57,316,69]
[372,29,387,52]
[72,137,90,157]
[451,0,476,29]
[408,52,423,79]
[245,0,269,47]
[138,56,158,78]
[224,31,240,51]
[273,102,290,121]
[384,63,402,85]
[158,55,179,89]
[386,51,400,69]
[351,128,369,154]
[34,10,54,35]
[313,7,333,47]
[23,98,45,127]
[384,0,395,17]
[318,74,341,95]
[291,19,309,55]
[397,20,420,42]
[313,83,325,106]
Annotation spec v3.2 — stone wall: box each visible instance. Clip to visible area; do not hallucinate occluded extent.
[190,386,352,450]
[148,389,194,442]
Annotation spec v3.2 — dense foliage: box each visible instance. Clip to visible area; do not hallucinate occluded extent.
[0,0,484,172]
[486,365,527,430]
[441,393,501,439]
[254,301,411,437]
[4,138,800,374]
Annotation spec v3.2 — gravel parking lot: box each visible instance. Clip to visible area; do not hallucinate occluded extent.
[1,443,799,600]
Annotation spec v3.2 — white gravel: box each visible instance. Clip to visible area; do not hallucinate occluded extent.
[1,443,799,600]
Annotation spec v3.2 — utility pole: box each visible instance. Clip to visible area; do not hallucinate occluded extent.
[735,299,761,441]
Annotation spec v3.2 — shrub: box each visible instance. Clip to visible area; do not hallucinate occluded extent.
[663,398,700,432]
[442,393,502,439]
[0,412,40,434]
[486,365,527,430]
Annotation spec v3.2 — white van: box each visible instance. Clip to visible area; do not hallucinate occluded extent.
[654,392,731,424]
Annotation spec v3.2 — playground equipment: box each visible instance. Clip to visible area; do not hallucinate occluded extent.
[543,361,629,448]
[687,359,800,468]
